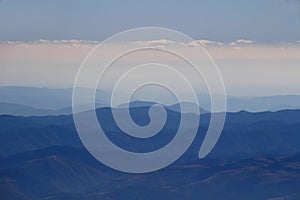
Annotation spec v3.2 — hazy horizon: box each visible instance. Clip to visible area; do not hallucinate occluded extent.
[1,0,300,97]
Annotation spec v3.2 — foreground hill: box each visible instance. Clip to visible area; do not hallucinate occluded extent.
[1,107,300,199]
[0,146,299,200]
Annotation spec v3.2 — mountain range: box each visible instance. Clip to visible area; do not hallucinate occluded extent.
[1,93,300,199]
[1,146,300,200]
[1,86,300,116]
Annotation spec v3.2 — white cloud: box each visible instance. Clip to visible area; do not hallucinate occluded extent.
[184,40,223,47]
[134,39,175,47]
[133,39,223,48]
[3,37,300,53]
[230,39,255,46]
[199,40,223,46]
[1,39,99,48]
[235,39,254,44]
[35,39,99,48]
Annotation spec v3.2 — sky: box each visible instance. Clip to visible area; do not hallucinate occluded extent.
[0,0,299,42]
[0,0,299,97]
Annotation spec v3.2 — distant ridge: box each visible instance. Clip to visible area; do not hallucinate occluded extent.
[0,102,71,116]
[118,101,208,114]
[1,108,300,158]
[1,86,300,113]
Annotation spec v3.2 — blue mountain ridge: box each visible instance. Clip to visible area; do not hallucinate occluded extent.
[0,105,300,199]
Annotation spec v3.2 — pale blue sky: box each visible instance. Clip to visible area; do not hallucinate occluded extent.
[0,0,299,96]
[0,0,299,42]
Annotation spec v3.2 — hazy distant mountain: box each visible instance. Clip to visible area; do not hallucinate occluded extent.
[0,86,73,109]
[1,86,300,113]
[0,102,109,116]
[168,102,208,114]
[118,101,158,108]
[118,101,208,114]
[0,86,110,110]
[227,95,300,112]
[0,102,72,116]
